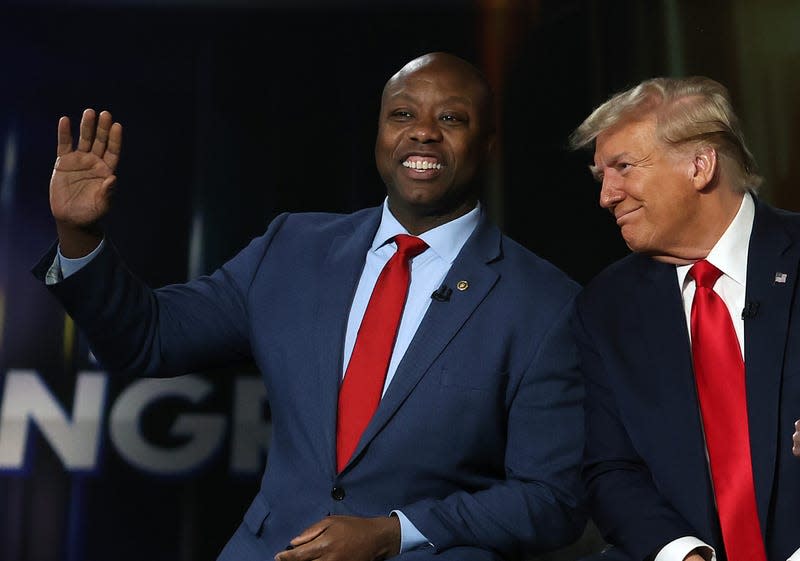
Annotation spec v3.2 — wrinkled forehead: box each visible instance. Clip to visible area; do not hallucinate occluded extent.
[593,115,661,164]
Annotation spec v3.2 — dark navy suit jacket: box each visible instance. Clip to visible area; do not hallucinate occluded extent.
[35,205,587,561]
[573,198,800,561]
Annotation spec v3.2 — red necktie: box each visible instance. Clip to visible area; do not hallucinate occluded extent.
[336,234,428,472]
[689,260,766,561]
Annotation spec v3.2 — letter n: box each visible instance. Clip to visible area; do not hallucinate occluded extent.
[0,369,106,472]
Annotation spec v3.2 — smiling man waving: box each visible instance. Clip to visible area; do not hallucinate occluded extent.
[35,52,587,561]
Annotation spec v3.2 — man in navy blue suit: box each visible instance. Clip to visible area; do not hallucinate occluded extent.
[35,52,586,561]
[570,76,800,561]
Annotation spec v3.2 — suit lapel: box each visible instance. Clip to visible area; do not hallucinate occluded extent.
[343,217,501,470]
[743,200,799,527]
[632,258,718,533]
[316,208,381,475]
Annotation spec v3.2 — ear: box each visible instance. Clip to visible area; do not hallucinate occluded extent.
[691,145,718,191]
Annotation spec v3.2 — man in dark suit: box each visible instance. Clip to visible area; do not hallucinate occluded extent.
[569,76,800,561]
[34,52,586,561]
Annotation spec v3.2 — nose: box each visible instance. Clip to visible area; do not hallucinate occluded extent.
[409,117,443,143]
[599,176,625,209]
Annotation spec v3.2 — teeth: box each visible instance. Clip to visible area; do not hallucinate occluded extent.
[403,160,443,170]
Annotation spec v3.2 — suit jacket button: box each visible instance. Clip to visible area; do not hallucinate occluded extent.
[331,486,345,501]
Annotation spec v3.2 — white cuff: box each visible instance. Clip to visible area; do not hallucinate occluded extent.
[655,536,715,561]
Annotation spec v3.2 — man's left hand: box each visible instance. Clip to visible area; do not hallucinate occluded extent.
[793,419,800,457]
[274,515,401,561]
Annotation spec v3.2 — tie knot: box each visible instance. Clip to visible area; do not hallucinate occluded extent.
[393,234,428,259]
[689,259,722,289]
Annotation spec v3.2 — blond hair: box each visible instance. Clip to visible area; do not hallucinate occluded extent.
[570,76,762,192]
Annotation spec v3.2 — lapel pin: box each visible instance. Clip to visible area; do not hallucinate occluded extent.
[775,272,788,284]
[456,280,469,291]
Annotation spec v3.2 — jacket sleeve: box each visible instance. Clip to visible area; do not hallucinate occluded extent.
[571,303,697,561]
[31,213,291,378]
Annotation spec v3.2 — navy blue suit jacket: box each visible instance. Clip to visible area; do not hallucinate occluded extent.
[35,205,587,560]
[573,198,800,561]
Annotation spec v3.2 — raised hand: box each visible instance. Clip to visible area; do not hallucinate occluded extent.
[50,108,122,257]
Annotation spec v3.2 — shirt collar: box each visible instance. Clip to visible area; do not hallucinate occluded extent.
[676,191,754,288]
[374,197,481,264]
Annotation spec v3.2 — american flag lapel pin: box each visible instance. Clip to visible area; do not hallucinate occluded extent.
[774,272,788,284]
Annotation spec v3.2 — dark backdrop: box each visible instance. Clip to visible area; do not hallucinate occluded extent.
[1,1,798,560]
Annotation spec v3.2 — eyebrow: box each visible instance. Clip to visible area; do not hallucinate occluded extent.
[588,152,629,181]
[602,152,629,165]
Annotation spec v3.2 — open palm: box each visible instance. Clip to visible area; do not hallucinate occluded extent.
[50,108,122,228]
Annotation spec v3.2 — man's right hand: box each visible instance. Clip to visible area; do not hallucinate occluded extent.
[51,108,122,258]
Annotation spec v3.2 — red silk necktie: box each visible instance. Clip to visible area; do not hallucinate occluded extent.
[336,234,428,472]
[689,260,766,561]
